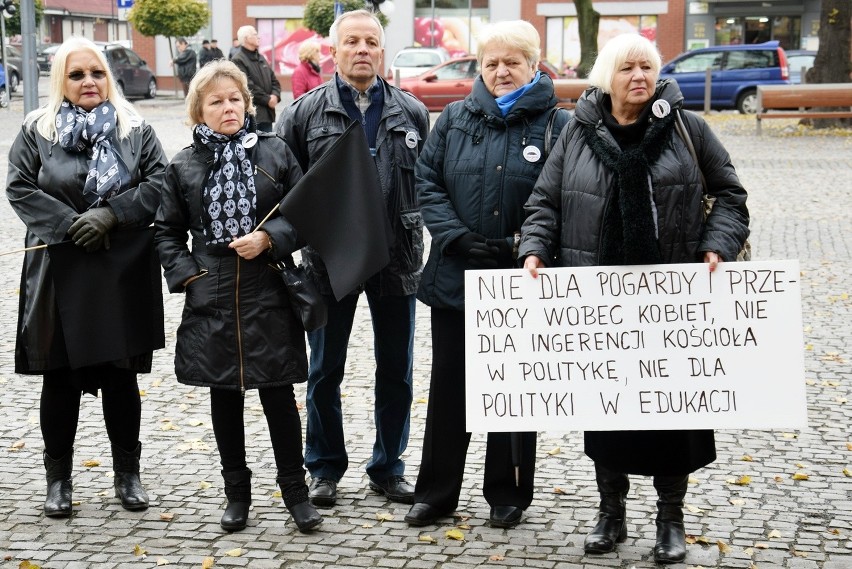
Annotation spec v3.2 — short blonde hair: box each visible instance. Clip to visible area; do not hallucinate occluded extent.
[24,36,139,141]
[298,40,321,63]
[587,33,662,94]
[476,20,541,68]
[185,59,256,126]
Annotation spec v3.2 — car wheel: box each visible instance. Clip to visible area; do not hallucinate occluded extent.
[736,89,758,114]
[9,71,19,93]
[145,77,156,99]
[0,88,8,108]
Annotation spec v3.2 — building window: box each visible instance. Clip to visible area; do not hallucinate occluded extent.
[546,16,658,75]
[256,18,330,75]
[413,1,490,55]
[714,16,800,49]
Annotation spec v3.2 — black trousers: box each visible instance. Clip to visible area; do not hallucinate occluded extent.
[41,367,141,457]
[210,384,305,479]
[413,307,536,512]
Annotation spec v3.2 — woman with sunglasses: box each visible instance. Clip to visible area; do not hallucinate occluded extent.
[6,37,168,517]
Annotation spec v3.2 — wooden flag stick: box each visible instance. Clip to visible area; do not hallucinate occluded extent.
[0,243,48,257]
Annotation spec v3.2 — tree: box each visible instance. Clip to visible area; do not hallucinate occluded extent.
[127,0,210,94]
[6,0,44,37]
[573,0,599,78]
[804,0,851,128]
[303,0,388,38]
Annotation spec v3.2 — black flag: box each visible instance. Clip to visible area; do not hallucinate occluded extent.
[279,121,392,301]
[48,227,165,369]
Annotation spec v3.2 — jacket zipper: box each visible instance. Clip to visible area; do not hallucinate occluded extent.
[235,256,245,395]
[255,164,276,182]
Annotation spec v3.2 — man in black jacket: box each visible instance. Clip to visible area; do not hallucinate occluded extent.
[230,25,280,132]
[276,9,430,511]
[172,38,197,96]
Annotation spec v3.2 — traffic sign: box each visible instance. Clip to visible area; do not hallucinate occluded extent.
[117,0,133,8]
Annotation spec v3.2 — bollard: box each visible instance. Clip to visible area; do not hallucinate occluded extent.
[704,68,712,115]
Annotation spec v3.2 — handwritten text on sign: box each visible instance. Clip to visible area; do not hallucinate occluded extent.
[464,261,806,432]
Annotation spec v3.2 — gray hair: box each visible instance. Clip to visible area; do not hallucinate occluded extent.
[587,33,662,94]
[329,9,385,48]
[476,20,541,68]
[237,25,257,45]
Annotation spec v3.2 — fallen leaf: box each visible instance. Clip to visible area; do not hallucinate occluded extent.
[792,550,808,558]
[201,557,215,569]
[224,548,243,557]
[156,559,169,566]
[828,528,841,536]
[457,523,470,530]
[159,512,175,521]
[685,504,705,514]
[553,487,567,494]
[415,397,428,404]
[774,475,784,483]
[782,433,798,439]
[741,454,754,462]
[82,459,100,468]
[805,379,816,386]
[744,547,754,556]
[795,462,808,468]
[846,442,852,451]
[375,512,394,522]
[362,523,374,528]
[418,535,436,543]
[835,397,848,404]
[792,472,809,480]
[199,481,211,490]
[822,380,841,387]
[804,344,813,351]
[187,420,205,427]
[11,441,25,450]
[160,423,179,431]
[717,540,731,553]
[133,544,147,556]
[489,554,505,561]
[768,529,781,539]
[97,490,109,496]
[730,498,746,506]
[843,468,851,477]
[138,389,147,397]
[151,378,162,388]
[18,562,41,569]
[688,476,700,485]
[728,475,751,486]
[547,447,561,455]
[754,542,769,549]
[71,500,81,506]
[272,490,282,498]
[685,535,697,544]
[445,528,465,541]
[695,535,711,545]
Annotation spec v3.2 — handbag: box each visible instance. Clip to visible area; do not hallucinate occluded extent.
[675,110,751,262]
[278,255,328,332]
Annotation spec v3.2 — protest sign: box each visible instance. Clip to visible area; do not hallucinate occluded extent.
[464,260,806,432]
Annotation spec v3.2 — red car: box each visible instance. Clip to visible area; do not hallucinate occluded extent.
[398,55,561,112]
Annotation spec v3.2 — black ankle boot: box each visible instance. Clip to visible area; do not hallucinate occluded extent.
[112,443,149,511]
[43,448,73,518]
[584,464,629,554]
[221,468,251,531]
[278,475,322,533]
[653,475,688,564]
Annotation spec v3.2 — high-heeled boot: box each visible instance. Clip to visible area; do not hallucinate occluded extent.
[584,463,630,553]
[43,448,73,517]
[653,474,689,564]
[112,442,149,511]
[278,475,322,533]
[220,468,251,531]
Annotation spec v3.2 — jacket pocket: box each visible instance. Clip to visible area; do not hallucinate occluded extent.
[394,210,424,273]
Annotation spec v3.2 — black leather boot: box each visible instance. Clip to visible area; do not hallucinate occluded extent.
[653,475,689,564]
[43,448,73,518]
[584,464,629,554]
[278,475,322,533]
[220,468,251,531]
[112,442,149,511]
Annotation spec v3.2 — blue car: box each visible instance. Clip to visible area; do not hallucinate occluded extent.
[0,63,8,108]
[660,41,790,114]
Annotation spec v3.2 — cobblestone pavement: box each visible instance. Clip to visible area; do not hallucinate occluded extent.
[0,86,849,568]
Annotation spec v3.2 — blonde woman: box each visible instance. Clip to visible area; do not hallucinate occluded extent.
[291,40,323,99]
[6,36,167,517]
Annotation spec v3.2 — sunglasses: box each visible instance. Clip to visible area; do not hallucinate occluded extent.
[67,70,108,81]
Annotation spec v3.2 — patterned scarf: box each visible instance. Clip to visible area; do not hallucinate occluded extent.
[194,117,257,250]
[57,99,122,207]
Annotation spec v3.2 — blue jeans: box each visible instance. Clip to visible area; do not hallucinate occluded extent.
[305,291,415,483]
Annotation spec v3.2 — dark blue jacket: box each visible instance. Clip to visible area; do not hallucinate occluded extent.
[415,73,569,311]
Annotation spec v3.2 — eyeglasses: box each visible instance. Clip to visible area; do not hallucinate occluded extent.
[67,70,107,81]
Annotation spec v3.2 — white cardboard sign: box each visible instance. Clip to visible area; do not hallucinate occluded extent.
[464,261,806,432]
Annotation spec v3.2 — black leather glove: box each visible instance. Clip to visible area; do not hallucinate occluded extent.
[68,206,118,252]
[449,232,499,269]
[486,238,514,267]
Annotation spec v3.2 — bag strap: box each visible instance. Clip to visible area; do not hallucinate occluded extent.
[544,107,569,158]
[674,110,707,194]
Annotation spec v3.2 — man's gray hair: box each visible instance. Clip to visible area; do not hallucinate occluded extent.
[329,9,385,48]
[237,25,257,45]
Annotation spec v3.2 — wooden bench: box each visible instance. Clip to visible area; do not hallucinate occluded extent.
[553,79,589,109]
[756,83,852,134]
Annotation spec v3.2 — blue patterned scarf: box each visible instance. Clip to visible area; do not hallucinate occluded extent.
[56,99,123,207]
[194,117,257,250]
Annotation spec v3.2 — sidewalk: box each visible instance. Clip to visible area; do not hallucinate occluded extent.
[0,93,848,568]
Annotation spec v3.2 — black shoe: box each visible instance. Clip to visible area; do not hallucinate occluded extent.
[288,500,323,533]
[279,478,323,533]
[404,502,448,527]
[654,520,686,564]
[584,512,627,553]
[368,475,414,504]
[43,449,73,518]
[489,505,523,528]
[111,443,149,511]
[221,501,250,531]
[308,478,338,508]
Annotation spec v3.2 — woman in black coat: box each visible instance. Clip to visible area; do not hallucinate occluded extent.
[519,34,749,563]
[6,37,167,517]
[154,60,320,533]
[405,20,570,529]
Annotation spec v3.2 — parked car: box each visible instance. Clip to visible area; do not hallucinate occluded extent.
[398,55,560,111]
[387,46,451,80]
[37,42,156,99]
[785,49,816,84]
[2,45,38,92]
[36,44,59,73]
[659,41,790,114]
[0,63,8,107]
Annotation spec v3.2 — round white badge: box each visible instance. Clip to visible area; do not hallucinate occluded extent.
[523,145,542,163]
[652,99,671,119]
[242,132,258,148]
[405,131,418,149]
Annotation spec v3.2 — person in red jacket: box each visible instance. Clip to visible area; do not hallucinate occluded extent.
[291,40,323,100]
